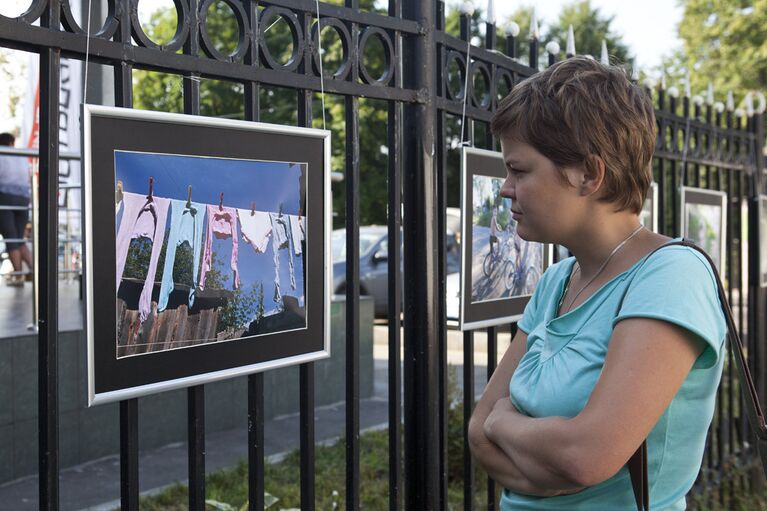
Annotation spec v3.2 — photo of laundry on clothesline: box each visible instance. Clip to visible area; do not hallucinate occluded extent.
[114,151,306,359]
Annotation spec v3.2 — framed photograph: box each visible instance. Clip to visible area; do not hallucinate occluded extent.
[459,147,552,331]
[640,182,658,232]
[679,186,727,274]
[82,105,331,405]
[758,195,767,287]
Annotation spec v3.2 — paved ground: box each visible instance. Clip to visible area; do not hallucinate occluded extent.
[0,279,83,337]
[0,323,510,511]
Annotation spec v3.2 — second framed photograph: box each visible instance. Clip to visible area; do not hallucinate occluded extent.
[83,106,331,405]
[679,186,727,274]
[459,147,552,331]
[758,195,767,287]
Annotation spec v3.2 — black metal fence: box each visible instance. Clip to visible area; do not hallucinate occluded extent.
[0,0,764,509]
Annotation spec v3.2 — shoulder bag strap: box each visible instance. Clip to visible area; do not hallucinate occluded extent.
[624,239,767,511]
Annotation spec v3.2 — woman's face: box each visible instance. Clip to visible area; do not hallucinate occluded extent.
[499,137,584,244]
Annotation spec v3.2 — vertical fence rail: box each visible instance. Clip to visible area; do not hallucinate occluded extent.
[38,0,61,507]
[244,4,265,511]
[386,3,404,509]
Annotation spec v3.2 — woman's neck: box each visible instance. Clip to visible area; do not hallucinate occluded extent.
[565,213,644,279]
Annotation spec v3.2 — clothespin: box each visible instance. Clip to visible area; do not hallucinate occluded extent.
[250,201,256,216]
[186,185,192,208]
[219,192,224,210]
[116,180,124,204]
[147,177,154,202]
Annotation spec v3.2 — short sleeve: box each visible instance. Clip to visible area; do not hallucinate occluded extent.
[613,247,727,369]
[517,259,563,334]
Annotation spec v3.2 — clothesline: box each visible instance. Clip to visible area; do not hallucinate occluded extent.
[116,191,306,324]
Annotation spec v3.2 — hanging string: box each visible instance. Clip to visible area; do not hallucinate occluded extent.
[315,0,327,131]
[459,36,472,146]
[82,0,94,107]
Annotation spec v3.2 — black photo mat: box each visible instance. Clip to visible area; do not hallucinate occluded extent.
[459,147,551,331]
[83,106,331,405]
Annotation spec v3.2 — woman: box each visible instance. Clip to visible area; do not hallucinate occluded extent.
[468,57,726,509]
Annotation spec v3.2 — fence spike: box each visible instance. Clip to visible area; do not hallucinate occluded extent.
[486,0,495,24]
[566,25,576,56]
[745,92,754,117]
[706,82,714,105]
[727,90,735,111]
[529,8,539,40]
[756,92,766,114]
[600,40,609,65]
[684,71,691,98]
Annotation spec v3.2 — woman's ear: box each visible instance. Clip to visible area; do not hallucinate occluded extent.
[579,155,606,198]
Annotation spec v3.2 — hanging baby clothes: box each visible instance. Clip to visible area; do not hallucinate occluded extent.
[238,209,272,254]
[157,199,206,312]
[269,212,286,304]
[114,192,170,322]
[200,205,240,290]
[288,214,304,256]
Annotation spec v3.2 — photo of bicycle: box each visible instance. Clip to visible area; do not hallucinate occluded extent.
[470,175,543,303]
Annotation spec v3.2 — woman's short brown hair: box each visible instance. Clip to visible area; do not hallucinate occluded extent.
[490,56,656,214]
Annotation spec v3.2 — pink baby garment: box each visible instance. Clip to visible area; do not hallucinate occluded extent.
[200,205,240,290]
[114,192,170,322]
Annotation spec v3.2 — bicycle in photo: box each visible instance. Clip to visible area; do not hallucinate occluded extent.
[482,229,512,278]
[504,240,541,295]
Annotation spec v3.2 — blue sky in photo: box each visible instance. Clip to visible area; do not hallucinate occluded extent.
[115,151,306,313]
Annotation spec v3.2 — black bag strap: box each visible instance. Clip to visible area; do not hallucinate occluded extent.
[625,238,767,510]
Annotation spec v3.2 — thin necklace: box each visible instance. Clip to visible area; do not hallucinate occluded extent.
[559,225,644,314]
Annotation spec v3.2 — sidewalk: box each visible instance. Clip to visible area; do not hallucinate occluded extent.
[0,326,505,511]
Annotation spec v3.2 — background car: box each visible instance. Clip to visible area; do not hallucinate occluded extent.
[333,224,460,318]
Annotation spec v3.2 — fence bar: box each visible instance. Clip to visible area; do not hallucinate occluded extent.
[119,399,139,511]
[113,2,140,507]
[38,1,61,504]
[463,330,475,511]
[344,46,362,511]
[387,2,403,508]
[486,326,498,511]
[300,363,315,510]
[244,4,265,507]
[402,0,440,508]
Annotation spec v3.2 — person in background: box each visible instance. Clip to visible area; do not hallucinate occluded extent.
[0,133,33,286]
[489,205,499,256]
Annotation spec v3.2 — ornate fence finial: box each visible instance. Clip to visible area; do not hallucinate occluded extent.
[735,107,745,118]
[706,82,714,106]
[600,40,609,65]
[486,0,495,24]
[506,21,520,37]
[756,92,767,114]
[667,86,680,98]
[631,65,640,82]
[660,72,666,91]
[460,1,474,16]
[727,90,735,111]
[546,40,560,56]
[745,92,754,116]
[693,95,704,107]
[530,8,539,40]
[714,101,725,113]
[566,25,576,56]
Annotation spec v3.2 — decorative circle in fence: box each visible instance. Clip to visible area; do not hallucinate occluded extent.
[496,69,513,104]
[199,0,249,62]
[358,26,394,86]
[0,0,42,21]
[259,6,304,72]
[130,0,188,52]
[310,18,351,80]
[444,50,466,101]
[470,61,492,109]
[60,0,118,38]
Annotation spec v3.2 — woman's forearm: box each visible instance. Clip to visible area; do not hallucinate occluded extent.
[469,421,580,496]
[484,404,585,488]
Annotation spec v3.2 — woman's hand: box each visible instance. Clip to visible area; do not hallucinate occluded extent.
[483,397,516,442]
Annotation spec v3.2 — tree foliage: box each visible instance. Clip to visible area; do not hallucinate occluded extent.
[675,0,766,105]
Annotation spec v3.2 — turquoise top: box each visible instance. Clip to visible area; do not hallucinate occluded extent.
[502,239,726,510]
